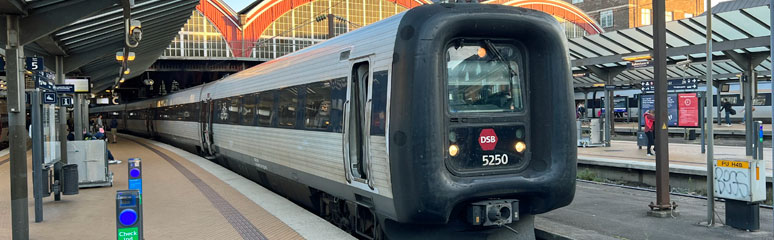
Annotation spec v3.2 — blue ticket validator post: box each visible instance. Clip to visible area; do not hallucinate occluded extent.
[128,158,142,196]
[116,190,143,240]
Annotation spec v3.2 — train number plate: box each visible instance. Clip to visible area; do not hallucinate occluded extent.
[482,154,509,166]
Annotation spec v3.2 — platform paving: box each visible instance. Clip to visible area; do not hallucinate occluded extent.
[0,135,353,240]
[579,140,773,174]
[537,181,774,240]
[602,121,772,136]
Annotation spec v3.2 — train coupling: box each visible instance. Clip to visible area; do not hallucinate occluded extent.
[466,199,519,227]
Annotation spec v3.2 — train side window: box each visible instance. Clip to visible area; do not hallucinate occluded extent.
[304,81,332,130]
[278,87,298,128]
[257,92,275,127]
[330,78,347,133]
[229,97,241,124]
[242,94,256,125]
[370,70,388,136]
[215,99,227,123]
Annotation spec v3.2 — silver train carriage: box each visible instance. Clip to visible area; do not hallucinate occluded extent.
[93,4,576,238]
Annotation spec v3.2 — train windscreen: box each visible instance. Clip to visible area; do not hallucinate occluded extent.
[446,41,524,113]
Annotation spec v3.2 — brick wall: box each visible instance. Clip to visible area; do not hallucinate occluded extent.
[561,0,704,31]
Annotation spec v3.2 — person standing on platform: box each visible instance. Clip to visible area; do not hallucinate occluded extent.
[110,117,118,143]
[95,114,104,131]
[644,110,655,157]
[720,99,734,126]
[577,103,586,119]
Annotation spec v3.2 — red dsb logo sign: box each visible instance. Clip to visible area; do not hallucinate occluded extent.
[479,129,498,151]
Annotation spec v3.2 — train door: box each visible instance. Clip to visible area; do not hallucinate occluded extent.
[344,60,373,188]
[200,99,215,156]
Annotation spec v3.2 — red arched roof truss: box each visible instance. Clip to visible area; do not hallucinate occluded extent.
[483,0,603,34]
[195,0,599,57]
[196,0,427,57]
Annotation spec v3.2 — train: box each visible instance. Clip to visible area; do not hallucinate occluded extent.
[92,4,576,239]
[575,82,774,123]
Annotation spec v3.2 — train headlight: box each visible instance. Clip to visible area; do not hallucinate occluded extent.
[449,144,459,157]
[514,141,526,153]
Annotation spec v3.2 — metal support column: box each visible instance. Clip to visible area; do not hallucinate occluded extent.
[724,51,768,156]
[56,56,67,164]
[588,66,624,147]
[705,0,715,224]
[6,15,29,240]
[768,0,774,232]
[74,95,83,140]
[745,71,754,156]
[605,83,613,146]
[651,0,674,212]
[31,89,43,222]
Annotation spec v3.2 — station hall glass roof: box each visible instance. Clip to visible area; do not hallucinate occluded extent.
[570,5,773,88]
[0,0,199,92]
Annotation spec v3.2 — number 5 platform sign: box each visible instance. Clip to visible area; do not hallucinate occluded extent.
[26,57,43,71]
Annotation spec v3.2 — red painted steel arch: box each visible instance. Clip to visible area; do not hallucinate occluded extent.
[195,0,599,57]
[483,0,603,34]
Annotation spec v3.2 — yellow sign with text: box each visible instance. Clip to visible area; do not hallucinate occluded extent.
[716,160,749,169]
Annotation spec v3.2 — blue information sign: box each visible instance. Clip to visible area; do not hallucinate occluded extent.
[55,84,75,93]
[25,57,43,71]
[667,94,678,127]
[42,92,57,104]
[639,94,678,127]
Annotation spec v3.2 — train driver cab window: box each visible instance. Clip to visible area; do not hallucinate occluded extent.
[304,82,332,130]
[278,87,298,127]
[257,92,275,126]
[446,40,524,113]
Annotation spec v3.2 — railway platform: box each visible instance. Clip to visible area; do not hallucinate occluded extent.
[603,122,773,137]
[0,134,353,240]
[538,181,774,240]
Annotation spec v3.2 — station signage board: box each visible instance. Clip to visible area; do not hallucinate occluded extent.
[678,93,698,127]
[55,84,75,93]
[60,96,73,107]
[627,61,653,69]
[42,92,57,104]
[641,78,698,92]
[639,94,682,127]
[25,57,43,71]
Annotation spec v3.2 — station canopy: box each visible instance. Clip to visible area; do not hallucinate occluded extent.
[570,5,772,88]
[0,0,199,92]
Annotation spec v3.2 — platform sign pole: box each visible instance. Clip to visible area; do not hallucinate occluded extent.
[7,15,30,240]
[32,87,44,223]
[705,0,715,226]
[769,0,774,233]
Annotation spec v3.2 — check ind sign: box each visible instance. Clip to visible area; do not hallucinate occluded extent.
[117,227,139,240]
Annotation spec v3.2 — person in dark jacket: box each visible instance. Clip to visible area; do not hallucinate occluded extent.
[109,117,118,143]
[644,110,656,156]
[720,99,733,126]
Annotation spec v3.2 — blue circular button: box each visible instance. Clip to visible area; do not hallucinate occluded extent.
[119,209,138,226]
[129,168,141,178]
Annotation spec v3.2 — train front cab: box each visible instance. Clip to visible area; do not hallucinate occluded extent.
[388,3,577,234]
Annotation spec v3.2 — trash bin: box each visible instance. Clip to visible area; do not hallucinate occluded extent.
[42,165,50,197]
[637,131,648,146]
[688,129,696,140]
[62,164,79,195]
